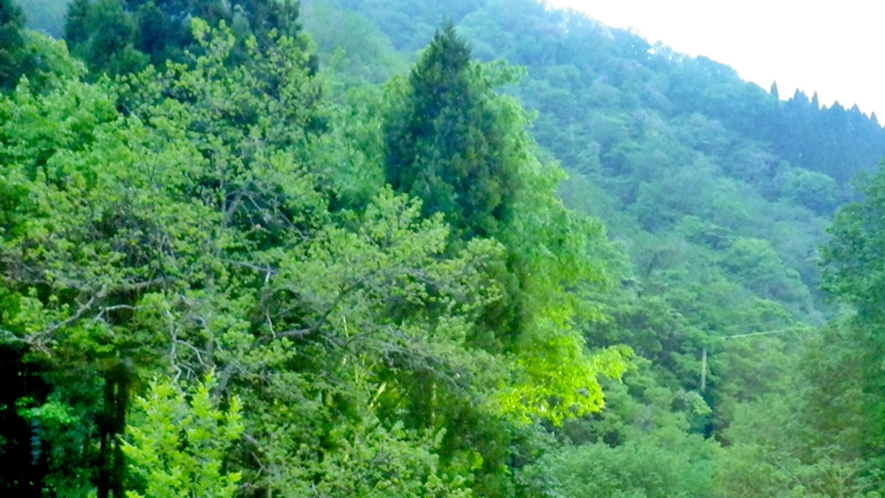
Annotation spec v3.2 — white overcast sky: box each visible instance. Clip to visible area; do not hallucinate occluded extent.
[545,0,885,117]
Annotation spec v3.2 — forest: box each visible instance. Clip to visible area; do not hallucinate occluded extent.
[3,0,885,496]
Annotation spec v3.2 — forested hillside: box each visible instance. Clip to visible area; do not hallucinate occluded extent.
[4,0,885,496]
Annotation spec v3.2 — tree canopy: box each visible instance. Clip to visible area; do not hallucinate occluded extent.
[4,0,885,495]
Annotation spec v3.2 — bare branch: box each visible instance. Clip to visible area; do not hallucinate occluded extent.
[37,287,105,338]
[23,278,169,351]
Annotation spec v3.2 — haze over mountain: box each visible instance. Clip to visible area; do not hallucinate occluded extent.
[547,0,885,118]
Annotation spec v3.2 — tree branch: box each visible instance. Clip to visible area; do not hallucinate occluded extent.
[23,278,169,352]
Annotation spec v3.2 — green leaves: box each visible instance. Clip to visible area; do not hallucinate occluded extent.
[0,10,647,496]
[63,0,311,77]
[385,23,523,241]
[537,434,718,498]
[500,330,630,426]
[0,0,28,90]
[123,373,243,498]
[301,419,472,497]
[821,165,885,318]
[382,23,630,438]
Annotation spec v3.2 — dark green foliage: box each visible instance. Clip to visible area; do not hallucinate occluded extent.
[0,0,27,89]
[63,0,89,45]
[0,344,50,495]
[70,0,147,77]
[385,23,520,240]
[64,0,313,76]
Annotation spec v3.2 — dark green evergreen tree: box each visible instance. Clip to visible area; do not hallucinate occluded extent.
[385,22,521,240]
[132,1,170,65]
[0,0,26,89]
[64,0,312,76]
[64,0,91,47]
[77,0,146,77]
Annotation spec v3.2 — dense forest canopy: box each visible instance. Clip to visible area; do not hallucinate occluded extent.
[3,0,885,496]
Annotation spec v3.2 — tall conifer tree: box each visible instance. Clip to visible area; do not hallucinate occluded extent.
[385,22,520,240]
[0,0,26,89]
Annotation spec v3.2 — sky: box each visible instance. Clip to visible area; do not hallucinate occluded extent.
[545,0,885,117]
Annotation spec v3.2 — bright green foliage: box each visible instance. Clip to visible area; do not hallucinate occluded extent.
[0,13,628,494]
[122,374,244,498]
[501,335,628,427]
[494,147,632,426]
[296,418,473,497]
